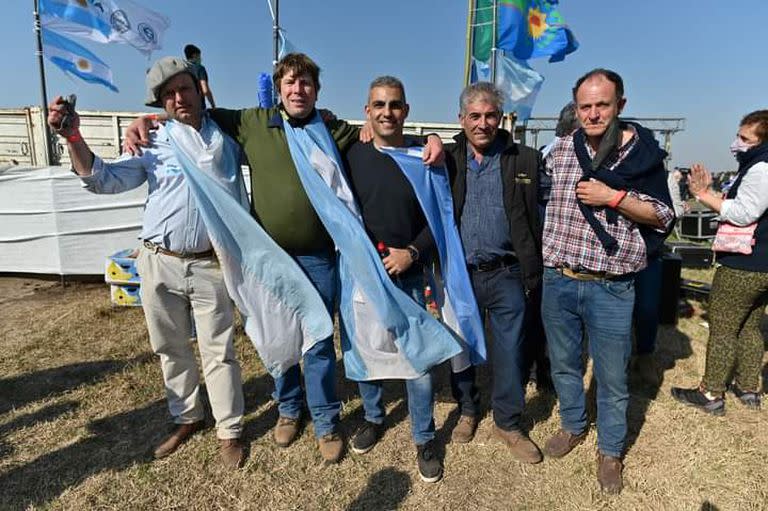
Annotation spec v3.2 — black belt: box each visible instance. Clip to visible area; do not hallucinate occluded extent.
[143,240,215,259]
[467,255,517,272]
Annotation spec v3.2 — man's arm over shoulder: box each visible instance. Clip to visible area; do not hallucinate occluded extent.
[328,119,360,153]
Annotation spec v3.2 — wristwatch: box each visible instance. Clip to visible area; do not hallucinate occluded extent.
[406,245,420,262]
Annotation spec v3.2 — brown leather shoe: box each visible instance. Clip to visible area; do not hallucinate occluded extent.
[451,415,479,444]
[318,432,344,463]
[219,438,246,469]
[597,453,623,494]
[273,416,300,447]
[153,421,205,459]
[493,426,542,464]
[543,428,587,459]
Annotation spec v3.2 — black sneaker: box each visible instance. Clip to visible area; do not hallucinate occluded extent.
[351,421,381,454]
[671,386,725,416]
[728,383,762,409]
[416,440,443,483]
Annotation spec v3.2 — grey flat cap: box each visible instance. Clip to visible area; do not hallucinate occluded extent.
[145,56,196,107]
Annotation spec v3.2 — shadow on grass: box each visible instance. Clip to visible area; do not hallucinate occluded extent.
[0,398,168,509]
[0,401,80,459]
[625,324,693,454]
[0,354,154,415]
[346,467,411,511]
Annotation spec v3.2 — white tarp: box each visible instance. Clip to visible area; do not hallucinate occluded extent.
[0,165,146,275]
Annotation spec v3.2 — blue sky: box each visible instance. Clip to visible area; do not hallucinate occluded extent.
[2,1,765,171]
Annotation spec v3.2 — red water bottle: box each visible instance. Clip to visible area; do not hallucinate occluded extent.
[377,241,390,258]
[424,285,438,316]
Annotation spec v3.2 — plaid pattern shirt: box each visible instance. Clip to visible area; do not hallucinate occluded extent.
[542,129,674,275]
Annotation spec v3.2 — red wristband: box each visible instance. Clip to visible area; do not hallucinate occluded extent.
[65,130,83,144]
[607,190,627,209]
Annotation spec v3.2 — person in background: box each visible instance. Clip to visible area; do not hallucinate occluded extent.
[184,44,216,109]
[672,110,768,413]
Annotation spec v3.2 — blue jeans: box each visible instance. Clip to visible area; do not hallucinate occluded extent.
[357,272,436,445]
[542,267,634,458]
[633,256,662,355]
[451,263,527,431]
[272,251,340,438]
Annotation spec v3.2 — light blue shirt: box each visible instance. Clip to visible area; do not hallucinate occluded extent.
[81,116,240,253]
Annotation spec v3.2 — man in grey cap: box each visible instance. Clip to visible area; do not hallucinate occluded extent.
[47,56,247,469]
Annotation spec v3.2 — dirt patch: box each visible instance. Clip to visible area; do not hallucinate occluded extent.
[0,276,62,305]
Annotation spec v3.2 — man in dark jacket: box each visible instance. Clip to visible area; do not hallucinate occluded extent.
[444,82,543,464]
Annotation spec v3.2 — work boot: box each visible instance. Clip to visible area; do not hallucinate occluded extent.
[493,426,542,464]
[597,453,623,494]
[318,432,344,463]
[543,428,587,459]
[670,386,725,416]
[219,438,246,469]
[451,415,478,444]
[153,421,205,459]
[273,416,301,447]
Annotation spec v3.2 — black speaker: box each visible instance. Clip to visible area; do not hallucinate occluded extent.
[680,211,718,240]
[658,252,682,325]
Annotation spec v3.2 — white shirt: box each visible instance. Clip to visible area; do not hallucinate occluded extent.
[720,161,768,226]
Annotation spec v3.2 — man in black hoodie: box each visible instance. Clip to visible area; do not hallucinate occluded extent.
[444,82,543,464]
[540,69,674,494]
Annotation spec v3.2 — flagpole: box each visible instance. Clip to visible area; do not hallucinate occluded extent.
[272,0,280,68]
[490,0,498,83]
[33,0,53,166]
[463,0,475,87]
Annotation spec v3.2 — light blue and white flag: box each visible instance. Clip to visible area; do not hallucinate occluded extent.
[282,112,463,381]
[40,0,170,55]
[382,147,487,371]
[164,118,334,378]
[472,52,544,121]
[42,27,118,92]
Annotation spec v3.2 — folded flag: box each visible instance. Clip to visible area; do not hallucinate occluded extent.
[497,0,578,62]
[40,0,170,55]
[42,27,118,92]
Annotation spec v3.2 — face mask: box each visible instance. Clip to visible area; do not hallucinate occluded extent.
[729,137,752,156]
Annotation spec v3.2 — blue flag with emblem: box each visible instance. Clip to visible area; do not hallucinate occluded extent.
[42,27,118,92]
[40,0,170,55]
[381,147,487,370]
[497,0,578,63]
[282,112,463,381]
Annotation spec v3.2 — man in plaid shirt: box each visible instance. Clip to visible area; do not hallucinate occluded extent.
[540,69,674,494]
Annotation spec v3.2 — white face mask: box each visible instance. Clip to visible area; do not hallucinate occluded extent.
[730,137,753,156]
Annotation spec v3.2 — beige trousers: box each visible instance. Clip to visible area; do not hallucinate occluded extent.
[137,246,244,439]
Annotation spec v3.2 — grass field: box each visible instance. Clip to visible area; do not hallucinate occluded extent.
[1,273,767,511]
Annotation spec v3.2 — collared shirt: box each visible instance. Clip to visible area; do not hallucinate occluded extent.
[542,129,674,275]
[460,139,515,265]
[720,161,768,226]
[80,116,239,254]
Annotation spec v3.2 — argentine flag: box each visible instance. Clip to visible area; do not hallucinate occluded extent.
[40,0,169,56]
[42,28,118,92]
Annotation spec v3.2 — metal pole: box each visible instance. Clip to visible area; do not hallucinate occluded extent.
[490,0,497,83]
[33,0,53,166]
[272,0,280,68]
[463,0,476,87]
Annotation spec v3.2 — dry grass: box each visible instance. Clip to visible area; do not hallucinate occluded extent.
[1,277,767,511]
